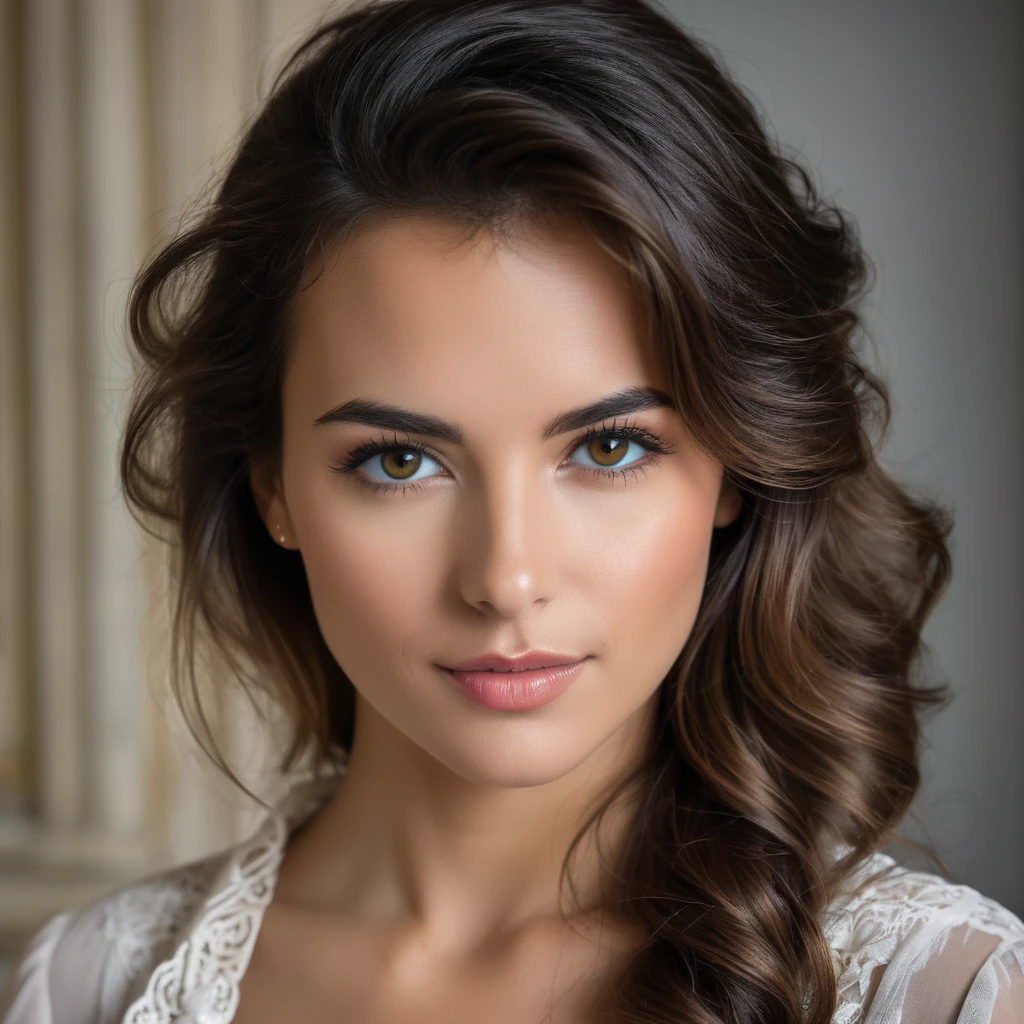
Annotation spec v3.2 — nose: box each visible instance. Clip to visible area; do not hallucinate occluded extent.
[456,460,560,618]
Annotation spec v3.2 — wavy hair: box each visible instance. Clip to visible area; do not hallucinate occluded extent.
[119,0,954,1020]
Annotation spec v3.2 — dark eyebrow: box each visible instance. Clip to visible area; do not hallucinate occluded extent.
[312,384,676,442]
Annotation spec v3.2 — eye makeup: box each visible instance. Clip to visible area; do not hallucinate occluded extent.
[328,417,678,497]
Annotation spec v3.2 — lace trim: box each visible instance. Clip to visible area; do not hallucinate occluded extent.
[119,774,341,1024]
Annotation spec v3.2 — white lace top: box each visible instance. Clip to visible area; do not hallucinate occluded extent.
[3,770,1023,1024]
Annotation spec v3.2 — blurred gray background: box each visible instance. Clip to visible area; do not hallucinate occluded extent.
[0,0,1021,990]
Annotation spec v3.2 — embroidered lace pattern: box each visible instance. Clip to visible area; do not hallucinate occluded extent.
[112,775,1024,1024]
[98,855,226,1018]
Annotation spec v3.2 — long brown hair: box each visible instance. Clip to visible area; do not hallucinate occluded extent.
[119,1,953,1020]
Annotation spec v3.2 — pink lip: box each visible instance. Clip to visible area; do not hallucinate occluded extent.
[443,649,584,672]
[439,659,590,711]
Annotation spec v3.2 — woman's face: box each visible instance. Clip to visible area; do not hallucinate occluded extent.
[254,212,741,788]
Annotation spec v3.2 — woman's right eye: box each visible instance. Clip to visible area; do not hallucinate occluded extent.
[329,437,448,494]
[359,447,444,484]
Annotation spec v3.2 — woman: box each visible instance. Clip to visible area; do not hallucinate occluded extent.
[3,0,1022,1021]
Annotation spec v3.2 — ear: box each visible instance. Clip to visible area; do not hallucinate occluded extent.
[249,456,298,550]
[712,474,743,529]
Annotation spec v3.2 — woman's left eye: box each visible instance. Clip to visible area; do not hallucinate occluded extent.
[568,432,649,471]
[563,422,676,478]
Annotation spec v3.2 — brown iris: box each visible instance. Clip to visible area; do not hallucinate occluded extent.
[587,436,629,466]
[381,449,422,479]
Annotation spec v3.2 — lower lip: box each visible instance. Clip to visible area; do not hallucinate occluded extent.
[440,658,590,711]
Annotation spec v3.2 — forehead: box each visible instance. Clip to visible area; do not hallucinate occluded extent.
[285,212,668,423]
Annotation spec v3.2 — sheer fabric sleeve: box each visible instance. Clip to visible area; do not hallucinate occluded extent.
[0,907,112,1024]
[862,918,1024,1023]
[826,854,1024,1023]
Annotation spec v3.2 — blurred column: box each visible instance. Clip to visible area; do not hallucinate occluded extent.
[0,0,29,819]
[24,0,87,837]
[143,0,257,864]
[79,0,149,843]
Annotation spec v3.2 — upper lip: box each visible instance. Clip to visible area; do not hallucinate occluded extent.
[442,649,587,672]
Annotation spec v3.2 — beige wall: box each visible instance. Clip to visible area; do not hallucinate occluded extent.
[0,0,350,958]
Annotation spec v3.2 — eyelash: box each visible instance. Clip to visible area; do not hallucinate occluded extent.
[329,418,678,497]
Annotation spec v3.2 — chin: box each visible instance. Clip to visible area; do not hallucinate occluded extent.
[411,715,618,790]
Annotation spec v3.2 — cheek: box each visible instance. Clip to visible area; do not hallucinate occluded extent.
[579,481,715,669]
[292,482,444,681]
